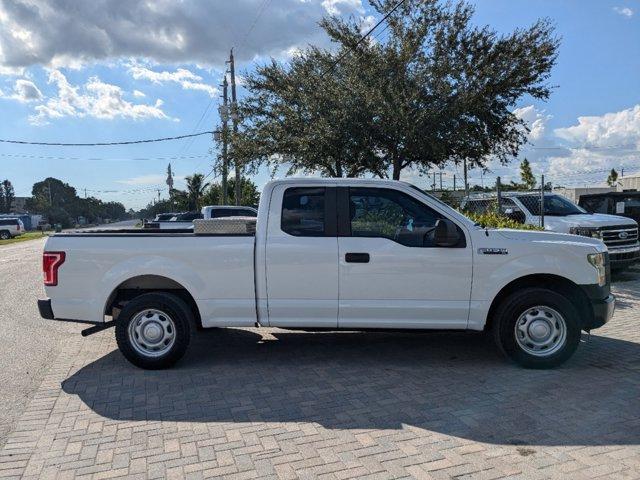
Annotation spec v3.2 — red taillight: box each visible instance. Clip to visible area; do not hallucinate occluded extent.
[16,224,21,231]
[43,252,65,286]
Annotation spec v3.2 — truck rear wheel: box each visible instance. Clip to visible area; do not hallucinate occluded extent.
[492,288,581,369]
[0,230,10,240]
[115,292,193,369]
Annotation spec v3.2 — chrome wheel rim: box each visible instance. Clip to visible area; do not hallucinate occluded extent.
[128,309,176,358]
[515,306,567,357]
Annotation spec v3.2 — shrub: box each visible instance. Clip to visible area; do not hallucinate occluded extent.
[464,211,543,230]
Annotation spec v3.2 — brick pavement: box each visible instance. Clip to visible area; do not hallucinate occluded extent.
[1,274,639,479]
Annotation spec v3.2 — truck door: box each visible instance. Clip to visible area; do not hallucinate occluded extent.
[337,187,472,329]
[264,185,339,327]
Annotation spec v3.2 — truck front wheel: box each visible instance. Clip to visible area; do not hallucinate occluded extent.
[115,292,193,369]
[492,288,581,369]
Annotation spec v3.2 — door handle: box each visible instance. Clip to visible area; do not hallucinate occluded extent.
[345,252,370,263]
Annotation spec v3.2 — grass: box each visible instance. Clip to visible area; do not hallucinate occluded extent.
[0,231,51,246]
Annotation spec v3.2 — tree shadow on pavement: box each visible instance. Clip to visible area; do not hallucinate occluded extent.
[62,328,640,446]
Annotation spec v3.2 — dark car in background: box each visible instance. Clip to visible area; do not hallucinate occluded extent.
[579,192,640,224]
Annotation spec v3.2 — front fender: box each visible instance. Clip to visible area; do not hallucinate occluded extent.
[468,247,599,330]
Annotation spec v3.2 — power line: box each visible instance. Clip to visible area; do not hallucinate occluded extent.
[321,0,408,76]
[0,131,214,147]
[0,153,210,161]
[526,143,639,151]
[237,0,273,53]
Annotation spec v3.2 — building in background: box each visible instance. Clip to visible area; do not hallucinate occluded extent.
[553,187,616,204]
[619,172,640,192]
[11,196,28,213]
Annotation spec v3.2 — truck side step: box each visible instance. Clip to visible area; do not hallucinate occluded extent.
[81,321,115,337]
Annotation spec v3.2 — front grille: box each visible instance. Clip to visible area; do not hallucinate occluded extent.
[599,225,639,247]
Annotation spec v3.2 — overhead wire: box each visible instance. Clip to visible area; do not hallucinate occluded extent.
[0,131,214,147]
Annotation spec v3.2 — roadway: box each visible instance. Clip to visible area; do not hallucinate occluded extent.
[0,219,138,446]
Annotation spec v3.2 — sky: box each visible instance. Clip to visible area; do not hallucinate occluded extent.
[0,0,639,209]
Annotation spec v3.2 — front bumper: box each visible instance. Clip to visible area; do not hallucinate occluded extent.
[609,245,640,267]
[578,284,616,330]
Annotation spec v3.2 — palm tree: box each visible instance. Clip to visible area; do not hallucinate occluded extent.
[185,174,209,211]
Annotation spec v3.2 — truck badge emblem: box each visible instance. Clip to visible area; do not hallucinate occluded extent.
[478,248,508,255]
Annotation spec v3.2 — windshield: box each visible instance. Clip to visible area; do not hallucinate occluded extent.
[518,194,587,216]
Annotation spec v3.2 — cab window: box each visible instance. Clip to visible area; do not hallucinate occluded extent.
[281,187,326,236]
[348,188,444,247]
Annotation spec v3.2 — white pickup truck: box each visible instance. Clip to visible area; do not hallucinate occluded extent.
[39,179,615,370]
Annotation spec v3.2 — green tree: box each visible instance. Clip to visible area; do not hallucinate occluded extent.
[1,180,15,213]
[607,168,618,187]
[201,177,260,207]
[520,159,536,190]
[185,174,209,211]
[25,177,127,227]
[239,0,558,180]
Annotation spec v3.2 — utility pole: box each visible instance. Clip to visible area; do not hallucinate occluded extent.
[220,75,229,205]
[229,49,241,206]
[439,171,443,191]
[48,180,53,206]
[463,159,469,196]
[84,188,87,199]
[540,174,545,229]
[156,189,161,204]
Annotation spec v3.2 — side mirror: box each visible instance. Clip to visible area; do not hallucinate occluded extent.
[433,219,460,247]
[504,208,514,215]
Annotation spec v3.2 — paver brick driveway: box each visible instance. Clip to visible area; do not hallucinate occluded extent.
[1,270,639,479]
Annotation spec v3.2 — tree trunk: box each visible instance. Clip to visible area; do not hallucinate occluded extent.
[392,157,401,180]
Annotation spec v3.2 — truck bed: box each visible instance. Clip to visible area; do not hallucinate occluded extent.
[44,233,257,326]
[55,229,255,236]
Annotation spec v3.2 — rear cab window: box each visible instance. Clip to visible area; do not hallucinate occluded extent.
[281,187,330,237]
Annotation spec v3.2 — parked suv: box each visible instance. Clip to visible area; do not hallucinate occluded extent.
[461,192,640,270]
[0,218,24,239]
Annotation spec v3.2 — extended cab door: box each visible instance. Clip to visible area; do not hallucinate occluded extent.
[264,185,339,327]
[337,186,472,329]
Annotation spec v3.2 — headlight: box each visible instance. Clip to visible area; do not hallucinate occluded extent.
[587,252,607,286]
[570,227,600,238]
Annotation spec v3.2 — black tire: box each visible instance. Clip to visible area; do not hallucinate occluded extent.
[492,287,581,369]
[0,230,10,240]
[115,292,193,369]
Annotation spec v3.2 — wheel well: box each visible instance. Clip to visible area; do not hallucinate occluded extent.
[485,274,592,332]
[105,275,202,327]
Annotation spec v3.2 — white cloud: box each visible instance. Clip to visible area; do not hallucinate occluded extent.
[470,104,640,187]
[613,6,634,17]
[129,65,217,97]
[28,70,173,125]
[554,104,640,149]
[514,105,552,142]
[132,89,146,98]
[0,0,358,69]
[322,0,363,16]
[531,105,640,183]
[1,78,42,102]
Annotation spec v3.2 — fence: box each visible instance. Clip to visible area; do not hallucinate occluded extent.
[440,175,547,229]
